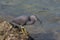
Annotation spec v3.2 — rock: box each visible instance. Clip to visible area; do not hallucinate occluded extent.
[0,21,33,40]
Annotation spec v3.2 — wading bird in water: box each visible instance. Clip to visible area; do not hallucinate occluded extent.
[11,15,42,26]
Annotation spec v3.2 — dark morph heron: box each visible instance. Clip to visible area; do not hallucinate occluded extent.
[11,15,42,26]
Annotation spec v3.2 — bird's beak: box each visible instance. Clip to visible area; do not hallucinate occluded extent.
[37,17,42,24]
